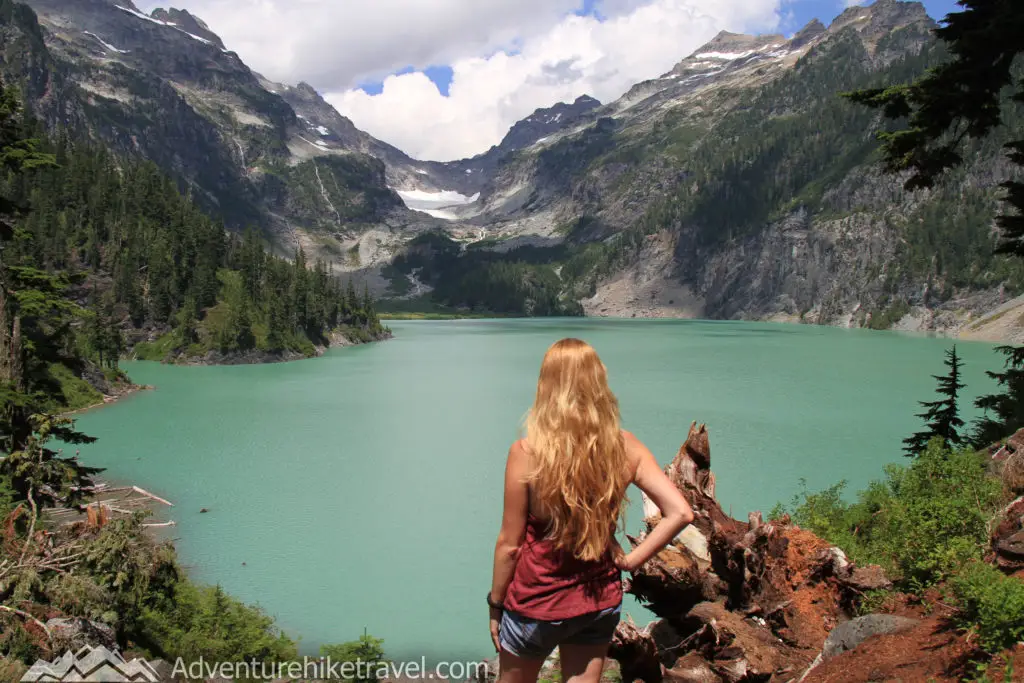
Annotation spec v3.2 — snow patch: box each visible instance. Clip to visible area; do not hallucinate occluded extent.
[395,188,479,212]
[115,6,212,45]
[84,31,129,54]
[465,169,474,174]
[177,29,213,45]
[315,125,331,136]
[116,5,172,25]
[414,168,429,175]
[683,69,726,83]
[694,50,755,60]
[298,135,331,151]
[421,208,459,220]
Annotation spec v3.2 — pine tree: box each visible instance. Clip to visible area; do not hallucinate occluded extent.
[0,79,95,464]
[903,346,966,457]
[970,345,1024,447]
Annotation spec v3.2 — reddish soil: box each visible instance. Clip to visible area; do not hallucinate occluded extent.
[803,599,985,683]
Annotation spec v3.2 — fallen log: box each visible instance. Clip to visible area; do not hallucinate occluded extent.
[609,423,891,683]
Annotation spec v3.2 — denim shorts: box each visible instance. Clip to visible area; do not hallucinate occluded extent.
[499,604,621,659]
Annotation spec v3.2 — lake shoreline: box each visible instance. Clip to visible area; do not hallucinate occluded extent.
[69,328,393,414]
[68,319,1005,655]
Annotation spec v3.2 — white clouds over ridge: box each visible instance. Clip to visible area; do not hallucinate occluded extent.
[141,0,783,161]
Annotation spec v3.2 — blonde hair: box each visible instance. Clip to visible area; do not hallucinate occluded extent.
[524,338,631,562]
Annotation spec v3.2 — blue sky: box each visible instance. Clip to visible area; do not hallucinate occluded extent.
[358,0,961,98]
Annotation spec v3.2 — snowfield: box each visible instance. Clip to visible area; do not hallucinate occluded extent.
[395,188,479,220]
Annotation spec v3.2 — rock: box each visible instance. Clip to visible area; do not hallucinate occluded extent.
[820,614,919,659]
[46,618,117,652]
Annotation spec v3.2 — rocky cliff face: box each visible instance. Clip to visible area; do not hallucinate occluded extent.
[1,0,450,272]
[4,0,1020,332]
[455,0,1022,332]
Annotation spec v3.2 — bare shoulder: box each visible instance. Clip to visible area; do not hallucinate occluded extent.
[510,438,529,458]
[507,439,531,471]
[620,430,645,477]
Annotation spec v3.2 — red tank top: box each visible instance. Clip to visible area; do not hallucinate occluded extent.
[504,514,623,620]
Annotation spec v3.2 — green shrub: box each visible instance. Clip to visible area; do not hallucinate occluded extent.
[950,561,1024,653]
[140,581,297,665]
[46,362,104,412]
[776,440,1004,587]
[320,634,387,683]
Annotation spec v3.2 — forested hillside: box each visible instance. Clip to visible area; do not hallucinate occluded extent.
[391,0,1024,329]
[0,83,387,410]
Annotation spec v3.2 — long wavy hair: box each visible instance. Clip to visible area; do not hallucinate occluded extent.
[524,338,630,562]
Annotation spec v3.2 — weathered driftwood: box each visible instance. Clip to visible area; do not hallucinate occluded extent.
[45,481,175,530]
[609,423,891,683]
[992,495,1024,575]
[987,428,1024,575]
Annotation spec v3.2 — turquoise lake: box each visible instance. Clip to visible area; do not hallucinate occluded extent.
[71,319,1002,660]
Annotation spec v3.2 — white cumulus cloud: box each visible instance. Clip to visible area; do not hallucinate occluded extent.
[141,0,783,161]
[330,0,782,160]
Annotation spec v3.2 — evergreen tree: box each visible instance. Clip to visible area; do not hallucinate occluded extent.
[971,345,1024,447]
[903,346,966,456]
[0,79,94,457]
[176,293,199,346]
[846,1,1024,253]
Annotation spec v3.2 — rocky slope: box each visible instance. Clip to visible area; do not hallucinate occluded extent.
[3,0,1021,333]
[451,0,1022,333]
[1,0,450,270]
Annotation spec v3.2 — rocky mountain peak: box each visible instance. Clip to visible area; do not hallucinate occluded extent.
[689,30,787,59]
[827,0,934,36]
[495,94,602,152]
[150,7,225,49]
[292,81,321,100]
[790,19,827,48]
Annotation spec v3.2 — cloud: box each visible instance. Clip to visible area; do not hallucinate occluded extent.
[139,0,585,87]
[330,0,782,160]
[142,0,782,161]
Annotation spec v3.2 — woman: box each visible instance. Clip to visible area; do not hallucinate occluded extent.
[488,339,694,683]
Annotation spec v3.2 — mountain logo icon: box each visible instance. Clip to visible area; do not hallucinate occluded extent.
[21,645,160,682]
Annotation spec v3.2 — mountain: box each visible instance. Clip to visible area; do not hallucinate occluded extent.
[2,0,1020,330]
[498,95,602,153]
[0,0,604,286]
[1,0,454,271]
[392,0,1022,331]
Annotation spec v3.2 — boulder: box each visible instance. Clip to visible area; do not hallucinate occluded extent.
[819,614,919,659]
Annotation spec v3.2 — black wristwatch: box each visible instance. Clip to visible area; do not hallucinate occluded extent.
[486,593,504,610]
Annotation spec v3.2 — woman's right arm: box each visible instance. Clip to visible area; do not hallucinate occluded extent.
[617,431,695,572]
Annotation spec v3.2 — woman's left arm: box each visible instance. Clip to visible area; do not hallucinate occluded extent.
[488,441,529,650]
